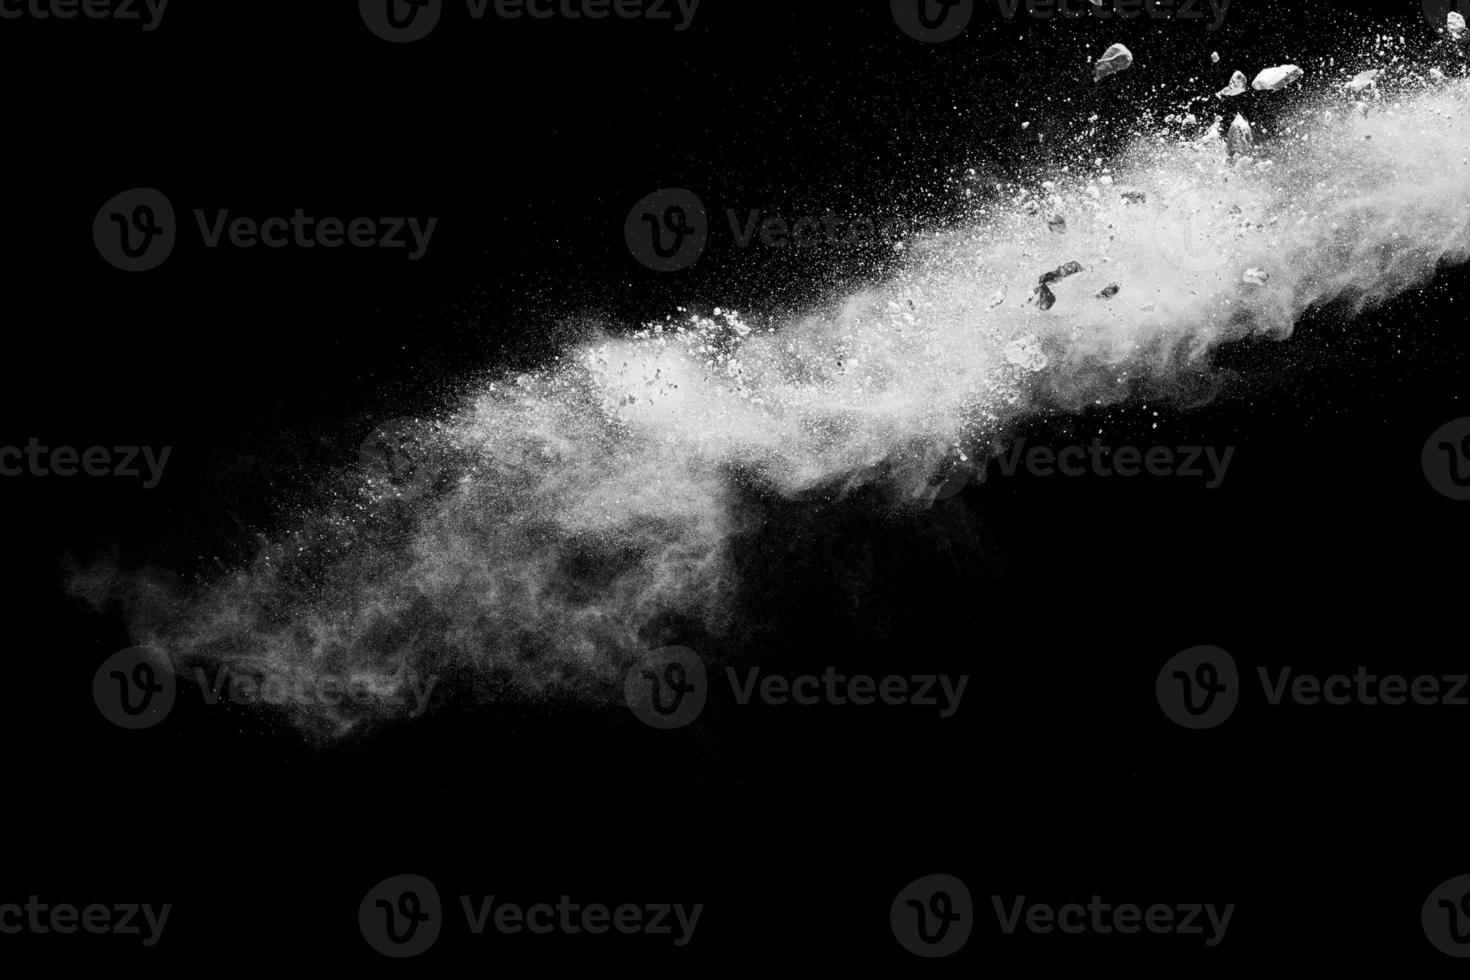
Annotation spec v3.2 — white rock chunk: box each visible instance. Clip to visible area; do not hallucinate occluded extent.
[1226,114,1253,159]
[1252,64,1304,91]
[1095,44,1134,83]
[1004,334,1049,371]
[1216,71,1248,98]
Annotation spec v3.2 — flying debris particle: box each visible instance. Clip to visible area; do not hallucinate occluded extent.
[1211,52,1221,64]
[1227,113,1253,160]
[1216,71,1248,98]
[1097,283,1121,299]
[1047,213,1068,233]
[1451,12,1468,41]
[1243,268,1270,286]
[1430,68,1447,83]
[1094,44,1134,83]
[1032,283,1057,311]
[1252,64,1304,91]
[1038,261,1085,285]
[1004,333,1049,371]
[1120,190,1147,204]
[1344,69,1381,94]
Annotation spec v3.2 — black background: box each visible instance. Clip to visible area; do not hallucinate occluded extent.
[2,0,1468,970]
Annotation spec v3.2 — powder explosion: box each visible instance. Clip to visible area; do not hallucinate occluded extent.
[72,29,1470,735]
